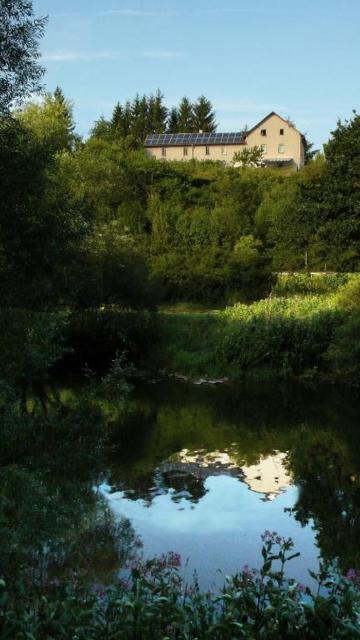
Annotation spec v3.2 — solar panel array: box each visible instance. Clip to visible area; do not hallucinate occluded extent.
[145,132,246,147]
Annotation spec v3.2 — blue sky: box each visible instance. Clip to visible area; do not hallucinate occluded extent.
[33,0,360,149]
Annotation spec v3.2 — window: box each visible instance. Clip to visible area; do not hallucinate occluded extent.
[221,146,227,155]
[161,147,166,157]
[183,147,188,156]
[278,144,285,153]
[280,128,284,135]
[261,144,267,153]
[260,129,267,136]
[205,146,210,156]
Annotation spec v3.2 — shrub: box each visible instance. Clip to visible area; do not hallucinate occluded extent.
[272,273,350,297]
[1,533,360,639]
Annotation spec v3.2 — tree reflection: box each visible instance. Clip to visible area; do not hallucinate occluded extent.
[0,396,141,589]
[287,428,360,571]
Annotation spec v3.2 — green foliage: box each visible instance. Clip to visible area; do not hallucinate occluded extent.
[158,282,360,385]
[273,273,350,297]
[91,93,217,145]
[233,145,264,167]
[0,0,47,112]
[0,309,67,401]
[1,534,360,639]
[192,95,217,132]
[17,87,78,153]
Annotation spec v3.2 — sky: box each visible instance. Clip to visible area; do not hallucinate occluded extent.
[33,0,360,149]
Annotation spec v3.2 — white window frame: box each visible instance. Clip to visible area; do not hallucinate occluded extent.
[278,144,285,154]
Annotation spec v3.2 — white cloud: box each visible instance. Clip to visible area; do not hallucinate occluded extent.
[42,50,186,62]
[97,9,184,17]
[50,8,264,19]
[49,9,184,19]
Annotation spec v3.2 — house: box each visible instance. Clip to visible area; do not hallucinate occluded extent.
[144,112,305,170]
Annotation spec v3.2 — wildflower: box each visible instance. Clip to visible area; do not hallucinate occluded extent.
[346,568,359,582]
[242,564,254,579]
[167,551,182,568]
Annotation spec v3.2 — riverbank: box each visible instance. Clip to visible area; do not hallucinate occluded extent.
[64,274,360,387]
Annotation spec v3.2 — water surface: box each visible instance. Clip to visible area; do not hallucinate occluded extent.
[100,380,360,587]
[4,379,360,589]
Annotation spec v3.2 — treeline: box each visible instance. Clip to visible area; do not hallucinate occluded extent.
[91,91,217,147]
[0,87,360,310]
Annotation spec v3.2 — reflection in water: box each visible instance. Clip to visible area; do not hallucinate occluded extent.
[104,380,360,584]
[3,379,360,590]
[242,452,292,501]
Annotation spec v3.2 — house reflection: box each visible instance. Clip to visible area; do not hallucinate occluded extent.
[119,448,292,504]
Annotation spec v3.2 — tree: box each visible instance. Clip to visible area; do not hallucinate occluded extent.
[177,97,194,132]
[192,95,216,132]
[148,89,167,133]
[0,0,47,112]
[0,115,85,308]
[233,146,264,167]
[17,88,77,153]
[321,111,360,270]
[167,107,179,133]
[111,102,123,136]
[90,115,113,141]
[303,134,318,164]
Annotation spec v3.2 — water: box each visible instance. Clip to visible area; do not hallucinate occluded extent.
[4,379,360,589]
[100,380,360,588]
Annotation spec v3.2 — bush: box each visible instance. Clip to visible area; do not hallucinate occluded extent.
[218,296,342,377]
[1,533,360,639]
[325,314,360,385]
[273,273,350,297]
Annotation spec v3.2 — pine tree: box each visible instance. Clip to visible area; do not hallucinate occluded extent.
[192,95,216,132]
[167,107,179,133]
[111,102,123,136]
[149,89,168,133]
[131,94,149,141]
[122,101,132,137]
[178,97,194,132]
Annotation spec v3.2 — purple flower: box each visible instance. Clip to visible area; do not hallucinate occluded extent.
[346,568,358,581]
[242,564,254,579]
[167,552,182,568]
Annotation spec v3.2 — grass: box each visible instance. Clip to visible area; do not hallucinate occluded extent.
[157,275,359,384]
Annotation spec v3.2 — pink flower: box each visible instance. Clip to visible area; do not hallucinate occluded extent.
[346,568,358,581]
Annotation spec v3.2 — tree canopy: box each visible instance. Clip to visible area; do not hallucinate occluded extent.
[0,0,47,112]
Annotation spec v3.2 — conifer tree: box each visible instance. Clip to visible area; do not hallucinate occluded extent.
[122,101,132,137]
[149,89,168,133]
[131,94,149,141]
[111,102,123,136]
[192,95,216,132]
[167,107,179,133]
[178,97,194,132]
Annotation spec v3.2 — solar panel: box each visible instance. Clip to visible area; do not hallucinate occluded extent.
[144,132,246,147]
